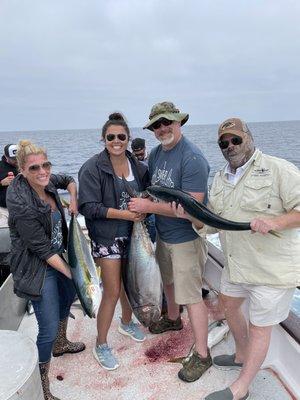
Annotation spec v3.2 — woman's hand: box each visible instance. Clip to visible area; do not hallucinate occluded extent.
[47,254,72,279]
[66,182,78,215]
[128,198,153,214]
[134,212,147,222]
[63,265,72,279]
[124,210,147,222]
[68,196,78,216]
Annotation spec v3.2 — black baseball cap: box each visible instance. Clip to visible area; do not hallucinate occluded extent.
[4,144,17,159]
[131,138,145,151]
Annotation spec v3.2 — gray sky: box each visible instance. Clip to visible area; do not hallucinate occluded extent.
[1,0,300,131]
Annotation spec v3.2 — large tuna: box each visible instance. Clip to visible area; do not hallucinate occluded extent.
[122,221,163,327]
[68,215,101,318]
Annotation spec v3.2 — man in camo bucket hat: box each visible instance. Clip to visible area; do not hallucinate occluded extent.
[129,101,211,383]
[143,101,189,131]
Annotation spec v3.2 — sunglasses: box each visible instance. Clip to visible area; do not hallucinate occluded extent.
[218,136,243,149]
[151,118,173,130]
[28,161,52,172]
[106,133,127,142]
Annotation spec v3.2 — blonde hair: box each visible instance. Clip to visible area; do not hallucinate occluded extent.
[17,140,47,169]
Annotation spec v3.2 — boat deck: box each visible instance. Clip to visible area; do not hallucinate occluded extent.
[18,294,295,400]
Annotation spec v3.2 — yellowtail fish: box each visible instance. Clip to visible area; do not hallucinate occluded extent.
[68,215,101,318]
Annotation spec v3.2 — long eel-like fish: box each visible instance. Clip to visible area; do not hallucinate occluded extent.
[146,185,280,236]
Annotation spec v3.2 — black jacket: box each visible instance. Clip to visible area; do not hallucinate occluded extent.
[0,156,19,207]
[6,173,74,300]
[78,149,150,246]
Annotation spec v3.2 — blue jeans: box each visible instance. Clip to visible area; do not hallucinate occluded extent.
[31,266,76,363]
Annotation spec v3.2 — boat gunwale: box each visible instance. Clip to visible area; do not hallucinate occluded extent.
[206,241,300,346]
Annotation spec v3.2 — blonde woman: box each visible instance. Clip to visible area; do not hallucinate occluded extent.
[6,140,85,400]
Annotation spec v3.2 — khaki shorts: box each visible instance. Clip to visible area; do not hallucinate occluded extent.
[220,269,295,326]
[156,236,207,305]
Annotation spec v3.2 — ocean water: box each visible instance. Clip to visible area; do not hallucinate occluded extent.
[0,120,299,183]
[0,120,299,313]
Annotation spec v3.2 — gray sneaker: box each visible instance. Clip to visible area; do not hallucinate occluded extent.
[205,387,249,400]
[118,319,146,342]
[213,353,243,370]
[93,344,119,370]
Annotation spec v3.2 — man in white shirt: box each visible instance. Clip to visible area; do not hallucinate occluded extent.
[174,117,300,400]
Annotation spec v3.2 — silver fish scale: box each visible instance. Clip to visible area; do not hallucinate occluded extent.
[132,221,155,257]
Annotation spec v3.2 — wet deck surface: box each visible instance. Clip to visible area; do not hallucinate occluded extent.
[19,294,294,400]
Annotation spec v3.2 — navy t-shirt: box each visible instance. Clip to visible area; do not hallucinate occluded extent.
[149,136,210,244]
[116,172,139,237]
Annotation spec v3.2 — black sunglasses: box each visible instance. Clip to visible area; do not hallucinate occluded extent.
[151,118,173,130]
[106,133,127,142]
[28,161,52,172]
[218,136,243,149]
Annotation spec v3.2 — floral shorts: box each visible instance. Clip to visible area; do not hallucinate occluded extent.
[91,237,130,259]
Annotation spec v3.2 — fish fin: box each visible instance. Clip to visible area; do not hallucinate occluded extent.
[269,230,281,238]
[72,301,87,317]
[140,190,150,198]
[168,343,195,364]
[69,311,75,320]
[168,356,187,364]
[122,175,139,197]
[85,268,92,281]
[146,191,158,201]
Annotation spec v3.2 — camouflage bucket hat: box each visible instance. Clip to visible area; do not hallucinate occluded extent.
[143,101,189,130]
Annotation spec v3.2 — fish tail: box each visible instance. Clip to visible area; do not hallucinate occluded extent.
[167,343,195,364]
[167,356,187,364]
[269,230,281,238]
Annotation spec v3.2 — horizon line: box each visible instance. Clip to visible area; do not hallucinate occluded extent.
[1,118,300,134]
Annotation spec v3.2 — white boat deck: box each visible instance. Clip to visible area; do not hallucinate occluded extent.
[18,294,296,400]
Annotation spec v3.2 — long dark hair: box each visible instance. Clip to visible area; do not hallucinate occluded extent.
[101,112,130,140]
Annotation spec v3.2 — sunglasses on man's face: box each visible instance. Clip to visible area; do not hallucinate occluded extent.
[28,161,52,172]
[151,118,173,130]
[218,136,243,150]
[106,133,127,142]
